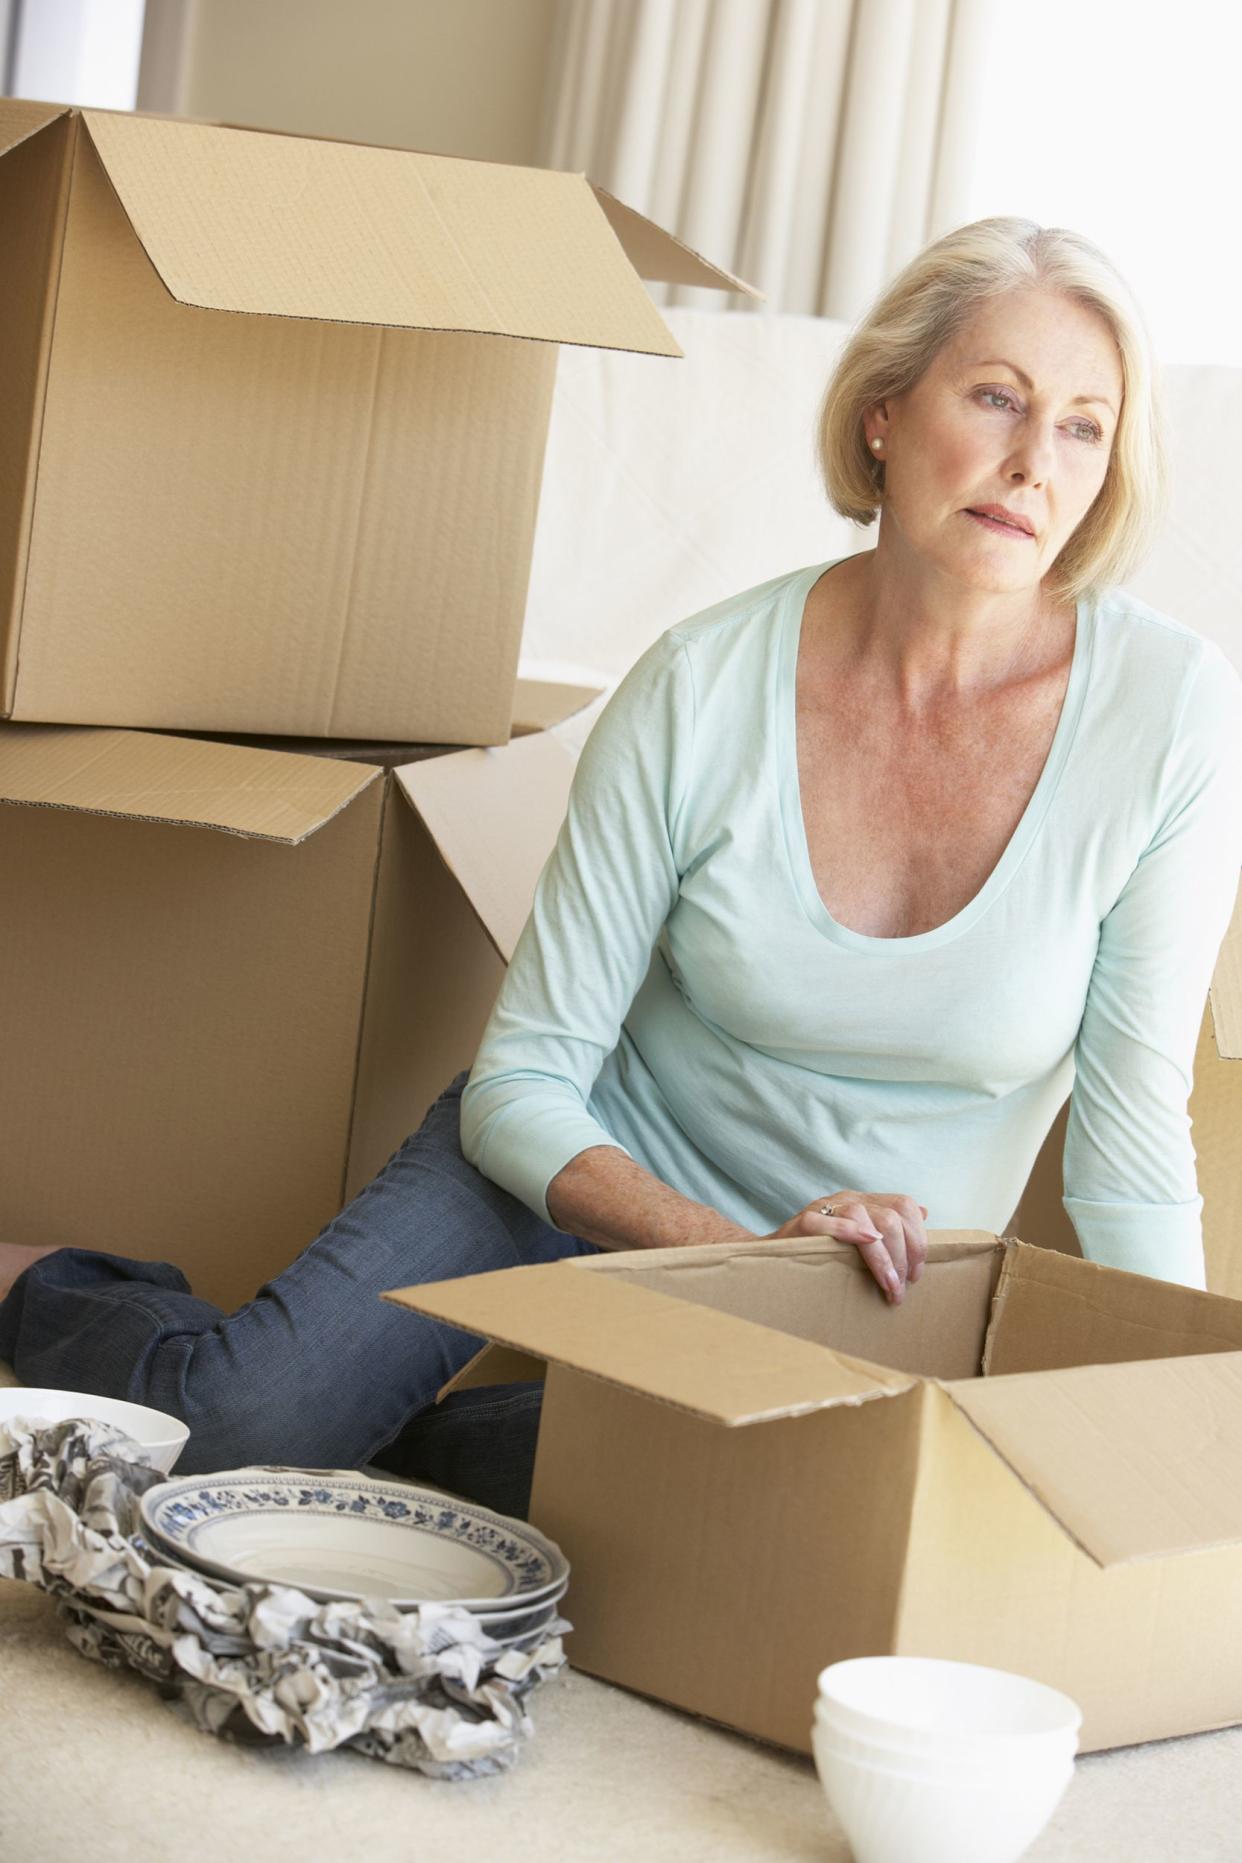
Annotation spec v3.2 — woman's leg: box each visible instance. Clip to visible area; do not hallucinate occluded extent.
[0,1075,597,1477]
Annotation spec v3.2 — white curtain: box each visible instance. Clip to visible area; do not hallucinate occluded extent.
[540,0,998,318]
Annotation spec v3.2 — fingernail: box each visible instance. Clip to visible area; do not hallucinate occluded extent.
[865,1228,884,1243]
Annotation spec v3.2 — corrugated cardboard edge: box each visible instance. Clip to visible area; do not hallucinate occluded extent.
[337,777,395,1208]
[980,1237,1034,1375]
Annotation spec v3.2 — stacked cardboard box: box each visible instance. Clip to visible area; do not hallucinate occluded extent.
[0,99,749,1308]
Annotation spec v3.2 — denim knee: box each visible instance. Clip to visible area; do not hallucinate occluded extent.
[369,1382,545,1521]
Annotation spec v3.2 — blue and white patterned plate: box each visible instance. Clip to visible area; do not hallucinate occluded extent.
[139,1468,568,1608]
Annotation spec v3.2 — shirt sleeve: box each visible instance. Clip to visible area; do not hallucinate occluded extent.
[1063,639,1242,1287]
[460,629,695,1224]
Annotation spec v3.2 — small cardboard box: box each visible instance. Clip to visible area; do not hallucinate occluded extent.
[0,99,749,742]
[0,690,586,1310]
[387,1236,1242,1754]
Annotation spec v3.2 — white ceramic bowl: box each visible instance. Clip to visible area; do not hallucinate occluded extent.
[813,1701,1078,1774]
[811,1721,1074,1863]
[0,1387,189,1471]
[816,1656,1081,1764]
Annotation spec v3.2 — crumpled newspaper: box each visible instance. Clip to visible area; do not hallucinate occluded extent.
[0,1417,569,1780]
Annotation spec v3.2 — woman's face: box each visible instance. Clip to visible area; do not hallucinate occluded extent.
[868,286,1123,595]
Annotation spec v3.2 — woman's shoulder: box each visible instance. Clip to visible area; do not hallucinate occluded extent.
[1090,585,1242,718]
[664,562,822,656]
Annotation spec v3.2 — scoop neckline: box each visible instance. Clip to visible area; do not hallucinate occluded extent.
[775,556,1095,955]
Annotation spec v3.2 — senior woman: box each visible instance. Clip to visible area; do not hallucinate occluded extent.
[2,216,1239,1516]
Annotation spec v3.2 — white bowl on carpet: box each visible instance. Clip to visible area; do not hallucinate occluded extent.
[816,1656,1081,1762]
[810,1719,1074,1863]
[0,1387,189,1471]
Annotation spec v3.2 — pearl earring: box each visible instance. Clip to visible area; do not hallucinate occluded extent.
[870,437,884,452]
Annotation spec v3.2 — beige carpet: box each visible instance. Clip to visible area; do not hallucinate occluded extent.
[3,1574,1242,1862]
[3,1351,1242,1859]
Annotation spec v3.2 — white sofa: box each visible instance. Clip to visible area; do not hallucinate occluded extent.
[521,307,1242,685]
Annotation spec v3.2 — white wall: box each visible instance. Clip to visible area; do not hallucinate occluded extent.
[167,0,559,165]
[9,0,145,108]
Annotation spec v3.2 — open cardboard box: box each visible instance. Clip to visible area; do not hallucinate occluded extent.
[0,99,751,743]
[386,1234,1242,1754]
[0,682,589,1311]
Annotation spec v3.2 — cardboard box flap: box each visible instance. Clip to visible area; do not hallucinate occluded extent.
[394,731,577,960]
[1209,880,1242,1058]
[0,99,70,160]
[944,1350,1242,1565]
[588,184,762,298]
[509,677,603,735]
[383,1262,917,1425]
[982,1239,1242,1376]
[80,111,684,354]
[0,725,378,842]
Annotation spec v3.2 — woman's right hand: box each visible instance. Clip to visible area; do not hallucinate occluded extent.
[764,1192,929,1304]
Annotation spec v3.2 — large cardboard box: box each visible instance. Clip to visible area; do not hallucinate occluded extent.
[0,694,585,1310]
[0,99,749,743]
[388,1236,1242,1755]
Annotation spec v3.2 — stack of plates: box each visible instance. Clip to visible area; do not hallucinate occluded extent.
[137,1467,569,1648]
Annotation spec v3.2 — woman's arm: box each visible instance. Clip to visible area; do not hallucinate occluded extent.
[460,630,694,1221]
[1064,641,1242,1287]
[546,1145,752,1248]
[547,1144,926,1298]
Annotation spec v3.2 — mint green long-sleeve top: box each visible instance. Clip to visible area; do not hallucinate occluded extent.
[461,560,1242,1288]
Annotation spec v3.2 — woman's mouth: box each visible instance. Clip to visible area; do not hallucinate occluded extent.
[964,509,1035,540]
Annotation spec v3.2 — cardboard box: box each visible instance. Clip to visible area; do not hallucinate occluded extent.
[0,99,750,743]
[387,1235,1242,1755]
[1014,885,1242,1296]
[0,687,587,1310]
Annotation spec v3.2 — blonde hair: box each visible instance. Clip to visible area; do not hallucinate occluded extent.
[817,217,1167,603]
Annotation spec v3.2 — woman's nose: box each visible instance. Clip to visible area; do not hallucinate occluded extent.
[1006,421,1055,486]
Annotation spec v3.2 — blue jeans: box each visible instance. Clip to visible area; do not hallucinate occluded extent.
[0,1075,598,1518]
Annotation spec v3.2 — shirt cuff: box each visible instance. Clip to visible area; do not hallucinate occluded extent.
[1062,1194,1207,1290]
[468,1095,633,1228]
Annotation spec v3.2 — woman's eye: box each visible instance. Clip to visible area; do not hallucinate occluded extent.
[976,386,1102,445]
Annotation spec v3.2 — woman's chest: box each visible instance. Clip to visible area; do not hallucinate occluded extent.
[795,677,1069,940]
